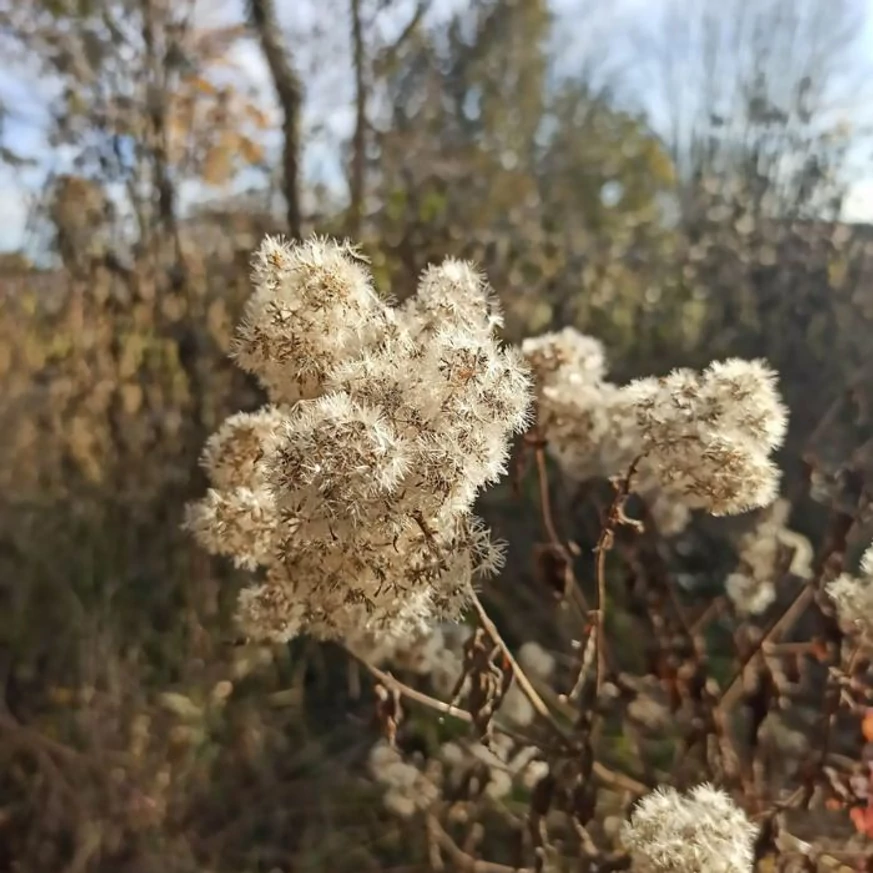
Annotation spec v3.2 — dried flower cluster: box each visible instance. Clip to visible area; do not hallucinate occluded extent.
[440,732,548,798]
[521,327,636,483]
[351,622,472,699]
[621,783,758,872]
[187,236,531,643]
[522,328,690,534]
[523,328,788,520]
[368,731,548,819]
[368,741,442,818]
[826,543,873,643]
[725,498,813,615]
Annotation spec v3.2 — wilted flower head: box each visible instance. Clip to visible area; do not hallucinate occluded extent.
[826,543,873,642]
[621,783,757,872]
[187,236,531,644]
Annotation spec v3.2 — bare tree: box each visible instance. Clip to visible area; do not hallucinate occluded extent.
[347,0,430,235]
[636,0,870,220]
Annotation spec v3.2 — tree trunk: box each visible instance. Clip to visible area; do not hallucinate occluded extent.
[349,0,366,235]
[248,0,303,240]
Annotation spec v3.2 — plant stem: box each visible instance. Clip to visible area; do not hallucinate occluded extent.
[469,588,567,743]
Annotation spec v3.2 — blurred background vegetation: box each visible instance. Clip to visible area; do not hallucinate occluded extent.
[4,0,873,869]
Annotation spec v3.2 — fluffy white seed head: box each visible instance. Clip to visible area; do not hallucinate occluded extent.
[234,236,384,403]
[522,327,607,383]
[236,581,307,643]
[622,360,787,515]
[861,544,873,578]
[188,236,531,644]
[701,358,788,450]
[523,329,631,482]
[185,487,279,571]
[406,258,503,336]
[200,406,290,490]
[725,572,776,616]
[524,329,787,525]
[621,783,758,872]
[827,544,873,642]
[267,392,410,524]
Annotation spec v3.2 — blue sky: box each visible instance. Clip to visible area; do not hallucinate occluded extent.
[2,0,873,254]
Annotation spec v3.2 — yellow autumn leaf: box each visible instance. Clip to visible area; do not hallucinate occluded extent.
[237,136,264,165]
[202,144,233,185]
[244,104,272,129]
[185,75,217,96]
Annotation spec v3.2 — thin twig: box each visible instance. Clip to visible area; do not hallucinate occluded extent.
[427,814,533,873]
[592,456,643,695]
[469,589,568,743]
[409,508,567,741]
[531,436,618,701]
[349,649,647,794]
[351,653,473,723]
[534,444,562,547]
[718,584,816,714]
[808,641,862,807]
[689,596,727,634]
[563,627,596,703]
[593,540,609,694]
[532,441,591,615]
